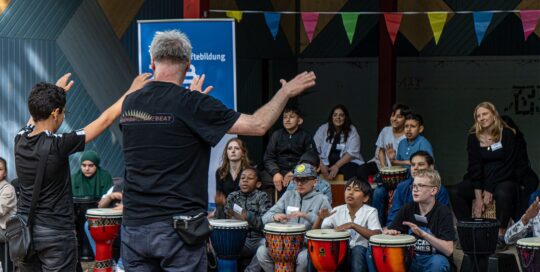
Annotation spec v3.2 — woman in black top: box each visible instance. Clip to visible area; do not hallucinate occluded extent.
[449,102,518,249]
[214,137,251,218]
[501,115,539,218]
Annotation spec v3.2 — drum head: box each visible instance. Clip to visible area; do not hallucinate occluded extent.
[457,218,500,228]
[306,229,350,240]
[209,219,248,228]
[369,234,416,246]
[380,166,407,174]
[517,237,540,247]
[264,223,306,233]
[86,208,122,217]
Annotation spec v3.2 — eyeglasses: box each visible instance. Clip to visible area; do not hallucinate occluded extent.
[294,177,315,184]
[410,183,437,191]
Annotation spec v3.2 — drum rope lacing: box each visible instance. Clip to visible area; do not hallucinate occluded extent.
[521,245,536,269]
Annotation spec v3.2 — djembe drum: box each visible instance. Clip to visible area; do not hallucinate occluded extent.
[86,208,122,272]
[264,223,306,271]
[379,166,408,190]
[73,196,98,261]
[306,229,349,272]
[457,218,500,272]
[369,234,416,272]
[517,237,540,272]
[209,219,248,272]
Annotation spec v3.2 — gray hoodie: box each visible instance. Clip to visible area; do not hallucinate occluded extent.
[262,189,331,230]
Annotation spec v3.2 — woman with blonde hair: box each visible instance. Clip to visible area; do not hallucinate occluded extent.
[214,137,252,218]
[449,102,518,250]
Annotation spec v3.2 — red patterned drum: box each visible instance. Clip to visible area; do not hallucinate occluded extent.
[369,234,416,272]
[86,208,122,272]
[306,229,349,272]
[379,166,407,190]
[517,237,540,272]
[264,223,306,272]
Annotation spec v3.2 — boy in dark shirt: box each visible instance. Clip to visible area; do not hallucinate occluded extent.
[14,73,149,271]
[384,169,454,272]
[263,106,315,198]
[224,168,271,271]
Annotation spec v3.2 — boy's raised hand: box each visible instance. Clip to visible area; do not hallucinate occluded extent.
[126,73,152,94]
[523,197,540,225]
[55,73,75,92]
[317,208,335,220]
[385,144,396,160]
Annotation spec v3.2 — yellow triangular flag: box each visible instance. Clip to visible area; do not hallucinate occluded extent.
[226,11,243,23]
[427,12,448,45]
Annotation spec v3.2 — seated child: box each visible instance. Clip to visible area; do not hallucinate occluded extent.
[263,106,316,198]
[223,167,272,270]
[373,113,434,225]
[505,196,540,244]
[388,113,434,167]
[313,177,381,271]
[257,163,332,272]
[374,104,409,168]
[384,169,454,272]
[286,150,332,204]
[386,151,449,225]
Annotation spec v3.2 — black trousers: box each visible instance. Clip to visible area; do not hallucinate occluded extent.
[448,180,519,228]
[18,225,78,272]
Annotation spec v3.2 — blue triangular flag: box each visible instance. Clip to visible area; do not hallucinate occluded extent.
[264,12,281,40]
[473,12,493,45]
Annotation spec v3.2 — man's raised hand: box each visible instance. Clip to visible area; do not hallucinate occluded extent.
[190,74,214,94]
[279,71,316,98]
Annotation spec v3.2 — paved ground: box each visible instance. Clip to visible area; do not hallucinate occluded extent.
[81,246,523,271]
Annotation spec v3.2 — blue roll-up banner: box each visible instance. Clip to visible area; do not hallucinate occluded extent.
[138,19,236,211]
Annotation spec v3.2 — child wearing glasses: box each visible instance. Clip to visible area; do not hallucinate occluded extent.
[384,169,454,272]
[257,163,331,272]
[386,151,449,225]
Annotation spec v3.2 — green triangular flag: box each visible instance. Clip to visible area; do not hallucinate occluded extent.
[341,13,359,44]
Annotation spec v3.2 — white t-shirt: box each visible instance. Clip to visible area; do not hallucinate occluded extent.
[375,126,405,167]
[321,204,381,248]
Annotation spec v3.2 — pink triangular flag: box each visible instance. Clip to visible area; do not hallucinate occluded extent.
[384,13,403,45]
[301,12,319,43]
[520,10,540,40]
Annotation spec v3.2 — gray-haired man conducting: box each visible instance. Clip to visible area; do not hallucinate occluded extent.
[119,30,316,271]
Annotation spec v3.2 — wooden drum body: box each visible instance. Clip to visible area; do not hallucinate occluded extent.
[306,229,349,272]
[264,223,306,272]
[369,234,416,272]
[86,208,122,272]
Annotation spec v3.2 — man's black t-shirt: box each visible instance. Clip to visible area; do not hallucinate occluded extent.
[14,126,85,229]
[388,201,455,254]
[120,81,241,226]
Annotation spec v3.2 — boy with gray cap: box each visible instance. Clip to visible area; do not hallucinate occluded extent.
[256,163,332,272]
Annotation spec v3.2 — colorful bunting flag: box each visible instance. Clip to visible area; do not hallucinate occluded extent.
[301,12,319,43]
[519,10,540,40]
[264,12,281,40]
[384,13,403,45]
[473,12,493,45]
[341,13,359,44]
[427,12,448,45]
[226,11,243,22]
